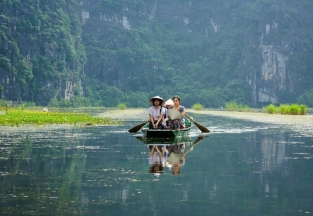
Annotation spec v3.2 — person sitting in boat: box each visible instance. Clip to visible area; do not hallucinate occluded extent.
[148,145,168,174]
[168,95,186,130]
[148,95,166,129]
[163,99,174,128]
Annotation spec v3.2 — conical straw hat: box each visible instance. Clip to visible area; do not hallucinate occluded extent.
[164,99,174,106]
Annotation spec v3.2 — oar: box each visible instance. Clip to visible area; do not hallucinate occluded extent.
[185,113,210,133]
[128,120,149,133]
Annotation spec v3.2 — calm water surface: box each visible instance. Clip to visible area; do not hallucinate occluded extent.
[0,114,313,215]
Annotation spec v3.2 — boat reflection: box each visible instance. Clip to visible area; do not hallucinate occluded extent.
[136,136,207,175]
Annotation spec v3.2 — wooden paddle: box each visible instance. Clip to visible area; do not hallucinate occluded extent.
[128,120,149,133]
[185,113,210,133]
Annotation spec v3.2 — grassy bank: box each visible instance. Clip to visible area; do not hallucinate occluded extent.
[0,109,121,126]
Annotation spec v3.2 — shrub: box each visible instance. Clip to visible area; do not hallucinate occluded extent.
[117,103,127,110]
[278,104,289,114]
[263,104,278,114]
[225,101,250,111]
[238,104,250,112]
[289,104,300,115]
[192,103,204,110]
[48,98,59,107]
[263,104,307,115]
[299,104,308,115]
[225,101,238,111]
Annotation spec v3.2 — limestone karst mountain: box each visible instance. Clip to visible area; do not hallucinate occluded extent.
[1,0,313,107]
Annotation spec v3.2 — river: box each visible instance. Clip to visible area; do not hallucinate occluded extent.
[0,113,312,215]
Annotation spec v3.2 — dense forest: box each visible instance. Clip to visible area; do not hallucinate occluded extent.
[1,0,313,108]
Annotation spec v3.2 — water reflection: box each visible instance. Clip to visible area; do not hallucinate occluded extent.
[0,117,313,215]
[0,128,87,215]
[137,136,207,176]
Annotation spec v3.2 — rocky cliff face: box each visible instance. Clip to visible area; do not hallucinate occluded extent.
[241,19,298,105]
[78,0,313,106]
[1,0,312,106]
[0,0,85,105]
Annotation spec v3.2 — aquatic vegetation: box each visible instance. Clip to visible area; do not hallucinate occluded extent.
[0,109,121,126]
[263,104,277,114]
[263,104,308,115]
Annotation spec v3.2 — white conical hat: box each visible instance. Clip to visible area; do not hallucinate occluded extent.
[164,99,174,106]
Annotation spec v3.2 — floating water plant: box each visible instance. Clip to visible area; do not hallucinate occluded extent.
[0,109,121,126]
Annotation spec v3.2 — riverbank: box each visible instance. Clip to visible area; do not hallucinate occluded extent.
[191,109,313,135]
[99,108,313,133]
[100,108,312,123]
[187,109,313,128]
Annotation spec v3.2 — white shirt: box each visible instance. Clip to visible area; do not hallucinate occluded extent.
[149,106,165,121]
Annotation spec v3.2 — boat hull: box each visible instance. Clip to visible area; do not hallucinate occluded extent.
[140,118,192,138]
[141,127,191,138]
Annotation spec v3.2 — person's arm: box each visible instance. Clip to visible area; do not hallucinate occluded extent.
[149,114,155,128]
[149,107,156,128]
[154,112,164,128]
[180,106,185,117]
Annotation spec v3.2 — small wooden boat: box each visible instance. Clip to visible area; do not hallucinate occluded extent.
[128,113,210,134]
[141,118,192,138]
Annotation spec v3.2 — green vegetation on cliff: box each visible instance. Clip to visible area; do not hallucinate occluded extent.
[0,0,86,104]
[1,0,313,108]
